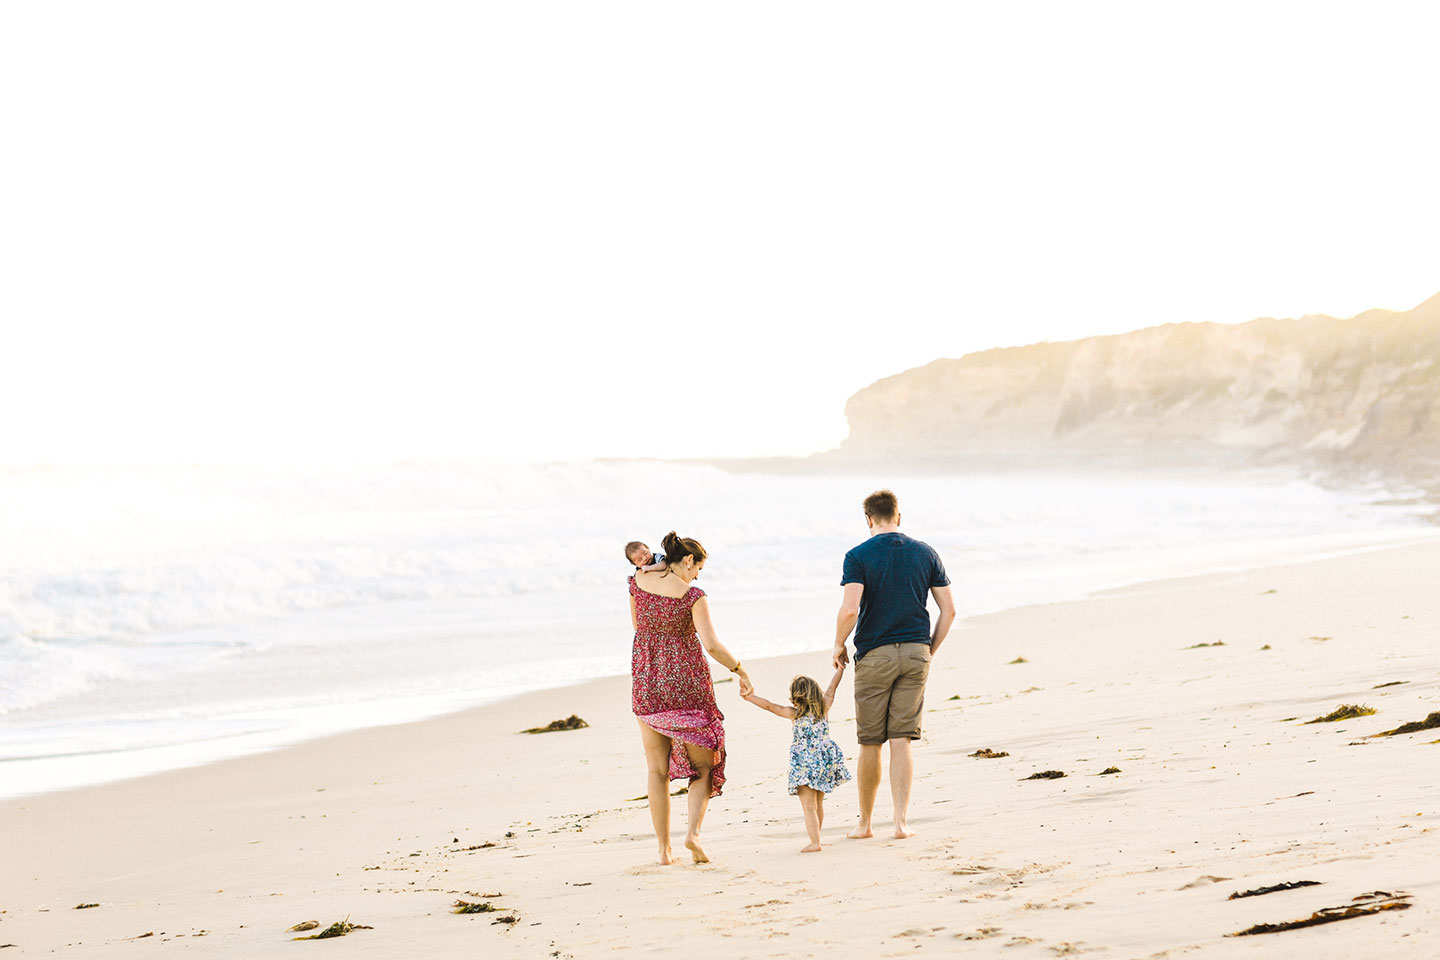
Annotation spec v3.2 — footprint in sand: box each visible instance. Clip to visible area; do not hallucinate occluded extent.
[1179,875,1231,890]
[956,927,1003,940]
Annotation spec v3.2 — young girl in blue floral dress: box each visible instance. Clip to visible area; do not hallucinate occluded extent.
[741,664,852,852]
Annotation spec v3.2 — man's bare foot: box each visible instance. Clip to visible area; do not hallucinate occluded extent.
[684,837,709,863]
[801,842,822,853]
[658,845,674,865]
[893,826,916,839]
[846,824,874,839]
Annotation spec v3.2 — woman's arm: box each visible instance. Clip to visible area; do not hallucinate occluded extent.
[691,597,753,695]
[822,663,845,711]
[742,691,796,719]
[629,593,638,632]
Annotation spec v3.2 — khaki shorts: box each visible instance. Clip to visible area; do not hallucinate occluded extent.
[854,641,931,745]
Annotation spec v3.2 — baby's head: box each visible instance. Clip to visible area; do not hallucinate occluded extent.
[789,675,826,721]
[625,541,651,567]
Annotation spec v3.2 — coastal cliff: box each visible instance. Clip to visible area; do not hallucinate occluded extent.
[841,292,1440,478]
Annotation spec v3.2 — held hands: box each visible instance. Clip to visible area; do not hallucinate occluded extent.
[832,642,850,670]
[736,668,754,697]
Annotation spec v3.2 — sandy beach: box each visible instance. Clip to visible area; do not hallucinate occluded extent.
[3,541,1437,958]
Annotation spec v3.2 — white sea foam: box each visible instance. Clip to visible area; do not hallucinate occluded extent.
[0,460,1433,796]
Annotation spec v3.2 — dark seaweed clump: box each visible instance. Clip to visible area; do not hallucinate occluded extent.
[1023,770,1065,780]
[521,715,589,734]
[453,900,498,915]
[1228,880,1321,900]
[1303,704,1375,724]
[1373,711,1440,737]
[1099,766,1121,775]
[970,748,1009,759]
[294,919,372,940]
[1229,893,1410,936]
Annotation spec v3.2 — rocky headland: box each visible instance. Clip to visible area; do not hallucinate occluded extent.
[838,291,1440,492]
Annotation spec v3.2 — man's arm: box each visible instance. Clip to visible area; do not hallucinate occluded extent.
[929,584,956,656]
[834,582,863,668]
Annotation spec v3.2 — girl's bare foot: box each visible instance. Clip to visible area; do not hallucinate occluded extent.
[684,837,709,863]
[801,842,822,853]
[658,845,674,865]
[846,824,874,839]
[893,826,915,839]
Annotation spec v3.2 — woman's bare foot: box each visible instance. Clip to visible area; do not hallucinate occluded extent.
[846,823,874,839]
[684,836,709,863]
[658,844,674,865]
[801,842,822,853]
[893,826,916,839]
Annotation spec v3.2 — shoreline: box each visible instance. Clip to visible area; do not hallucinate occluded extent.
[4,526,1437,802]
[2,540,1437,956]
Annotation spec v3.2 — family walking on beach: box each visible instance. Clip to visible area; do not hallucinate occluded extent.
[626,489,955,863]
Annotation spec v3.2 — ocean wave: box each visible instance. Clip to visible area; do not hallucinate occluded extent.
[0,461,1430,723]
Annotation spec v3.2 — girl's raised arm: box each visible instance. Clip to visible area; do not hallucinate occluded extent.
[822,663,845,712]
[742,690,796,720]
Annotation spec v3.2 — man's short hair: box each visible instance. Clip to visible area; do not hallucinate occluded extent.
[863,489,899,522]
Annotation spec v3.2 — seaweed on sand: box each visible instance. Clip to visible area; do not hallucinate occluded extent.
[1372,681,1407,689]
[970,748,1009,759]
[293,918,372,940]
[1304,704,1375,724]
[1228,880,1321,900]
[1185,641,1226,649]
[626,785,690,801]
[521,715,589,734]
[1008,656,1028,664]
[1228,892,1411,936]
[1371,711,1440,737]
[1023,770,1065,780]
[74,903,100,910]
[1099,766,1121,775]
[453,900,498,914]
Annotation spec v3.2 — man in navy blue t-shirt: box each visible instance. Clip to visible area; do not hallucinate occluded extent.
[833,489,955,839]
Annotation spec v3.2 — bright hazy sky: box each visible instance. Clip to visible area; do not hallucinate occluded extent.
[5,2,1439,466]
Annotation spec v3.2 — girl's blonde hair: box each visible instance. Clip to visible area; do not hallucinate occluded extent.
[789,675,826,721]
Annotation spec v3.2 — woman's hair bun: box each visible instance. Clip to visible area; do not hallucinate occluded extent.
[660,530,707,565]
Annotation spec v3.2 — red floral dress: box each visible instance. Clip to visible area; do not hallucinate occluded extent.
[629,576,726,797]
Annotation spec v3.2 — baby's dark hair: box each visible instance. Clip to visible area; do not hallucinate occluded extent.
[660,530,707,565]
[789,675,826,721]
[625,541,649,563]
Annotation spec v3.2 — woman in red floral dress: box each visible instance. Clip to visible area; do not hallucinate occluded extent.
[630,531,753,864]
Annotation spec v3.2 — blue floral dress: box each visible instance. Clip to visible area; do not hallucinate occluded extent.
[787,715,852,795]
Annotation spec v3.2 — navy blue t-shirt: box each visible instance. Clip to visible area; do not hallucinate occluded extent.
[841,532,950,661]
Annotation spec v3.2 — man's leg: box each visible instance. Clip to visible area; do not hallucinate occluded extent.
[886,643,931,839]
[888,737,915,838]
[848,743,883,838]
[850,645,898,839]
